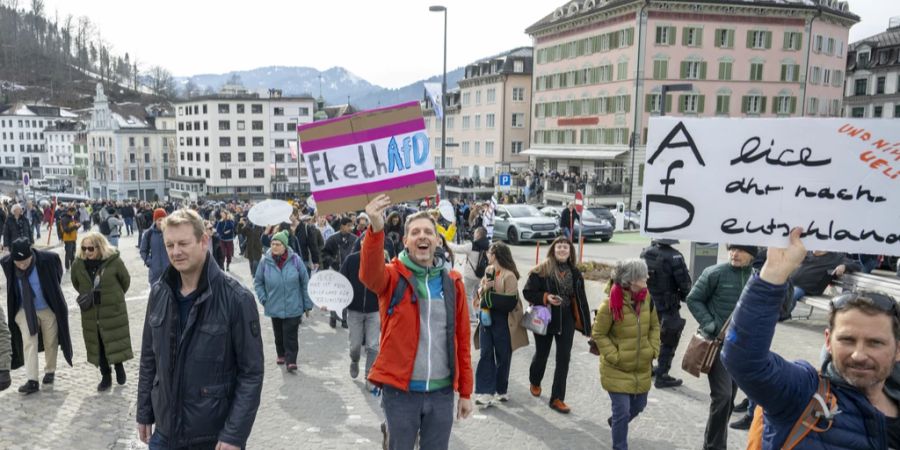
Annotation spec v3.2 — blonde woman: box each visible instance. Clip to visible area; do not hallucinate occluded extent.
[71,231,132,391]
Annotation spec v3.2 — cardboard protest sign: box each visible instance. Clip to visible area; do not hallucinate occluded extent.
[308,270,353,312]
[642,118,900,255]
[297,102,437,215]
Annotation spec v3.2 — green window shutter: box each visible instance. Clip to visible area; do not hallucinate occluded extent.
[794,65,801,82]
[715,29,722,48]
[697,29,703,47]
[680,61,688,79]
[765,31,772,49]
[742,96,749,114]
[760,96,768,113]
[625,95,631,113]
[682,28,689,46]
[783,31,790,50]
[790,97,797,114]
[678,95,686,113]
[611,32,619,49]
[666,94,673,113]
[627,28,634,46]
[747,30,753,48]
[728,30,734,48]
[668,27,676,45]
[700,62,707,80]
[716,95,723,113]
[780,65,787,82]
[661,60,668,79]
[698,95,706,114]
[642,128,648,145]
[723,96,730,114]
[645,94,652,112]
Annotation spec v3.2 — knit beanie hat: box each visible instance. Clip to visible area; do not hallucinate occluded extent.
[272,230,290,248]
[153,208,168,222]
[726,244,758,258]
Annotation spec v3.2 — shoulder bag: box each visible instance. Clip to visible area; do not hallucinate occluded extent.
[681,314,732,377]
[76,268,104,312]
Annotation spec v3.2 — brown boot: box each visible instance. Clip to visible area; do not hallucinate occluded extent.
[550,399,571,414]
[529,385,541,397]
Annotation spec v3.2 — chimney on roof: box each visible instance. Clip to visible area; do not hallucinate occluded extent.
[890,16,900,30]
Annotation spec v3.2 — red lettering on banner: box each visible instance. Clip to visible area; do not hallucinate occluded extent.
[558,117,599,126]
[839,124,900,181]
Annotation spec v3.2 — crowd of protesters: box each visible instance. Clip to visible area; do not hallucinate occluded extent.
[0,190,895,450]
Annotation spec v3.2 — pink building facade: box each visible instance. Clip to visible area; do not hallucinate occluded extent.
[526,0,858,207]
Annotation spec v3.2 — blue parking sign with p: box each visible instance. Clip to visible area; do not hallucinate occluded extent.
[499,173,511,186]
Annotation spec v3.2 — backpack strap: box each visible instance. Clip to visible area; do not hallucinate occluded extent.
[782,375,838,450]
[388,274,417,316]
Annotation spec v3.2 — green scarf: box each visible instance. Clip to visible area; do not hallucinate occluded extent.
[398,250,443,301]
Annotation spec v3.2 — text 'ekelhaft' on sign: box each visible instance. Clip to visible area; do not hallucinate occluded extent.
[642,118,900,256]
[297,101,437,216]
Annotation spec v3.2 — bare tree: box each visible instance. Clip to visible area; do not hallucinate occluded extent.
[146,65,175,98]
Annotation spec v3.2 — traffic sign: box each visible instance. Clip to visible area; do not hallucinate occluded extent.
[574,191,584,214]
[498,173,511,186]
[22,172,29,186]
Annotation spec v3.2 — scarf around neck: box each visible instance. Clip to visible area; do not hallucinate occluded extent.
[609,282,649,322]
[399,250,444,301]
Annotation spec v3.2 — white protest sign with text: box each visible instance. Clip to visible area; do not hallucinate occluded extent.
[308,270,353,312]
[642,118,900,255]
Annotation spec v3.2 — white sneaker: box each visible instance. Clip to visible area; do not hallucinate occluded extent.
[475,394,494,406]
[495,393,509,403]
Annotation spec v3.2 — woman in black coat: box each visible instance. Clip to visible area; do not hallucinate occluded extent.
[522,237,591,415]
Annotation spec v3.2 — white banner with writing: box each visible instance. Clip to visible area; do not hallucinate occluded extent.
[642,118,900,256]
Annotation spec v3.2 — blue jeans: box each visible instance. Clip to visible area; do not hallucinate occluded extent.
[608,392,648,450]
[148,430,219,450]
[108,236,119,248]
[382,385,454,450]
[124,217,134,235]
[33,222,41,239]
[787,286,806,317]
[475,311,512,395]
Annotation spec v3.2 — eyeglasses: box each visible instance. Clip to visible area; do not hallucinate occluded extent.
[831,291,898,315]
[81,246,95,252]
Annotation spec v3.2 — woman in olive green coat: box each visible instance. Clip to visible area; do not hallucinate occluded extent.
[71,231,132,391]
[591,258,660,450]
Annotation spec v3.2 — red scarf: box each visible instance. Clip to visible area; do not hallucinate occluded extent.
[609,283,648,322]
[274,252,288,269]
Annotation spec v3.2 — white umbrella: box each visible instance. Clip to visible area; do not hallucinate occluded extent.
[247,199,293,226]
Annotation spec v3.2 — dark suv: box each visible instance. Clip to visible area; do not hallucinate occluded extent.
[587,206,616,229]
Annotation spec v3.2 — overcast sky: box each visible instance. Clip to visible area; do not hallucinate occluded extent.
[39,0,894,89]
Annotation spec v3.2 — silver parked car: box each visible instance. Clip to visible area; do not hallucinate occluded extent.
[493,204,560,244]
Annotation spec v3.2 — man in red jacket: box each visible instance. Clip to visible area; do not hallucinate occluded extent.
[361,194,474,450]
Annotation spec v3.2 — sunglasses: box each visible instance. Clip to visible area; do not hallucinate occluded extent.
[81,246,95,252]
[832,291,898,315]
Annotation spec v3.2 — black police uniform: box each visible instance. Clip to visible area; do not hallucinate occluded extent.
[640,240,692,377]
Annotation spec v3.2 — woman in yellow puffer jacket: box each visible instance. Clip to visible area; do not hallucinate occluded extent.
[591,258,660,450]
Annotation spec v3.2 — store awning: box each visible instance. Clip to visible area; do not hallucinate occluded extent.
[521,147,628,161]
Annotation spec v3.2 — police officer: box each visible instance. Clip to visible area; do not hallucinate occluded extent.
[640,238,692,389]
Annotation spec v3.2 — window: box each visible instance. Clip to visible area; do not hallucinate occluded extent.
[485,142,494,156]
[512,113,525,128]
[298,107,310,116]
[129,137,136,147]
[237,104,245,114]
[219,137,231,147]
[716,95,730,115]
[775,96,796,115]
[130,170,136,181]
[748,30,771,49]
[718,61,733,81]
[783,32,802,51]
[274,123,284,132]
[251,104,263,113]
[474,141,480,156]
[486,114,495,128]
[683,27,702,47]
[486,88,496,104]
[511,141,523,154]
[237,137,246,146]
[462,92,470,106]
[742,95,765,114]
[808,97,819,116]
[823,69,831,85]
[274,139,285,148]
[462,116,470,129]
[474,114,481,129]
[652,60,668,80]
[873,106,883,118]
[810,66,821,84]
[678,94,703,114]
[655,26,675,45]
[447,117,455,129]
[876,77,886,94]
[252,121,263,130]
[826,37,835,55]
[857,51,870,66]
[253,169,264,178]
[512,87,525,101]
[617,61,628,80]
[253,152,264,162]
[238,169,247,179]
[218,104,230,113]
[462,142,470,155]
[814,35,823,53]
[202,105,208,114]
[851,107,865,118]
[514,61,524,73]
[682,61,706,80]
[854,79,868,96]
[219,152,231,163]
[218,120,230,130]
[750,63,764,81]
[895,104,900,118]
[252,137,264,146]
[221,169,231,179]
[781,64,799,82]
[236,120,245,131]
[274,107,284,116]
[475,90,482,105]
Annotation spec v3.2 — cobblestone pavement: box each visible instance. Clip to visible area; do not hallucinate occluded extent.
[0,231,834,449]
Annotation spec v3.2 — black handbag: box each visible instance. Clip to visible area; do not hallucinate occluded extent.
[76,268,103,312]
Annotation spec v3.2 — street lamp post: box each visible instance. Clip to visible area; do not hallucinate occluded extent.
[430,5,447,198]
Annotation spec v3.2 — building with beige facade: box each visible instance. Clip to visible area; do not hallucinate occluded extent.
[423,47,533,198]
[843,17,900,118]
[525,0,857,207]
[87,84,177,201]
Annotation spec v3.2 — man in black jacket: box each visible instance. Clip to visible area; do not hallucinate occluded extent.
[2,238,74,394]
[322,217,357,329]
[787,251,863,317]
[340,233,386,382]
[2,204,33,250]
[294,215,323,271]
[559,202,579,241]
[137,209,263,450]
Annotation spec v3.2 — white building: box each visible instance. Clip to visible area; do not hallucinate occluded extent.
[173,90,314,199]
[843,17,900,118]
[0,103,79,181]
[87,84,177,201]
[43,120,85,191]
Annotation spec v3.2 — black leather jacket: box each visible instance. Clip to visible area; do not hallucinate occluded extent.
[137,254,264,448]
